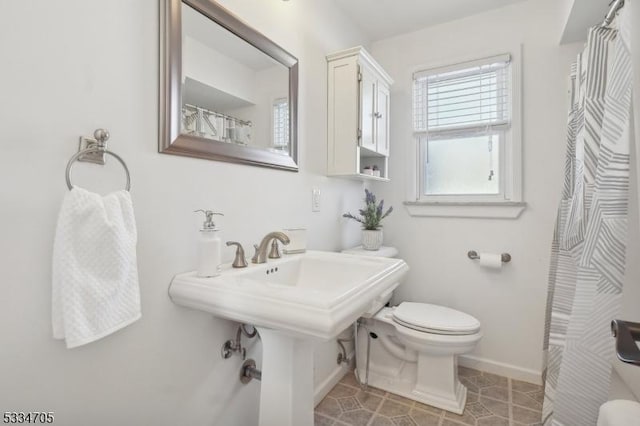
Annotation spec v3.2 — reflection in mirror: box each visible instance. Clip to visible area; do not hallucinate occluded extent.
[159,0,298,171]
[181,3,290,154]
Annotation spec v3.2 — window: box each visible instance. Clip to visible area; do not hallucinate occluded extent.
[410,53,523,217]
[272,98,289,151]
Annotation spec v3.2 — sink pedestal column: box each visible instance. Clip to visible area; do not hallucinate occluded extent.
[257,327,315,426]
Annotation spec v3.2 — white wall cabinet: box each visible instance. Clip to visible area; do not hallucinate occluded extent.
[327,47,393,181]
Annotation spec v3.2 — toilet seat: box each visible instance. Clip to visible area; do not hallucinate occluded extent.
[393,302,481,336]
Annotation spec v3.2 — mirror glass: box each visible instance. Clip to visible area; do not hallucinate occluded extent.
[181,3,290,155]
[159,0,298,171]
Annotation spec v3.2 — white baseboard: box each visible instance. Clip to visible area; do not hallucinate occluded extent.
[314,356,354,406]
[459,354,542,385]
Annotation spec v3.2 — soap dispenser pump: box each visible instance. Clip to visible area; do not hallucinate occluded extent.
[194,209,224,277]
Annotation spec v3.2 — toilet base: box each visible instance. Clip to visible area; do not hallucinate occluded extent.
[357,364,467,414]
[423,382,466,414]
[414,352,467,414]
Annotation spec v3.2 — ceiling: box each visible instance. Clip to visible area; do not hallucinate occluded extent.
[332,0,530,42]
[560,0,611,44]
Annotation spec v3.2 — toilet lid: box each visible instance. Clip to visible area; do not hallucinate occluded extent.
[393,302,481,335]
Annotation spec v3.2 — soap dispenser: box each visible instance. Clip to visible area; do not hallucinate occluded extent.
[194,209,224,277]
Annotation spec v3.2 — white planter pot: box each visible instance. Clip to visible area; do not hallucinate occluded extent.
[362,229,383,250]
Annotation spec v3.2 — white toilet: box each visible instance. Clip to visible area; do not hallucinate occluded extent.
[597,370,640,426]
[343,246,482,414]
[598,400,640,426]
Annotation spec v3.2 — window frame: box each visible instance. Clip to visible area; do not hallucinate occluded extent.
[405,46,524,219]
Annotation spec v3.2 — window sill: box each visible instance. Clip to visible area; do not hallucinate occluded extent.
[403,201,526,219]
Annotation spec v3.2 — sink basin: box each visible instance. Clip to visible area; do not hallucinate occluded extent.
[169,250,408,340]
[169,250,409,426]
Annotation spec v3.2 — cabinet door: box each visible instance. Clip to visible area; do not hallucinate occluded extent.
[376,83,390,156]
[360,67,377,153]
[327,57,360,175]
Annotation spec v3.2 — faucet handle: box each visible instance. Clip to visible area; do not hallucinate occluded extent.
[226,241,248,268]
[268,239,281,259]
[251,244,260,264]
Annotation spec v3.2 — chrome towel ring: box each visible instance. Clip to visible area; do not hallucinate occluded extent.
[65,129,131,191]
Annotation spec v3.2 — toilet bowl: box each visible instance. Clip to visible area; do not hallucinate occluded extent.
[343,246,482,414]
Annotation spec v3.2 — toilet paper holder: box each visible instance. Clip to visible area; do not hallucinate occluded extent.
[467,250,511,263]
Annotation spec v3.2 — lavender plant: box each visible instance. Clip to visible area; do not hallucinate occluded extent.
[343,189,393,230]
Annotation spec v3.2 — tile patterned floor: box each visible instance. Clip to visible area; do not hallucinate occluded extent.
[314,367,543,426]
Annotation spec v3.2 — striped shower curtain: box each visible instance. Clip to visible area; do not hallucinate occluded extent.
[542,8,632,426]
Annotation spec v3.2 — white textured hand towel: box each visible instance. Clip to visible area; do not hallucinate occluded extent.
[52,187,141,348]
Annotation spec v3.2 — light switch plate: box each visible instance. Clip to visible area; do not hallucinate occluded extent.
[311,187,321,212]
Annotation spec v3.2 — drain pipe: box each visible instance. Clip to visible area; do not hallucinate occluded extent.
[335,319,378,390]
[240,359,262,384]
[353,319,377,390]
[221,324,262,385]
[336,336,352,364]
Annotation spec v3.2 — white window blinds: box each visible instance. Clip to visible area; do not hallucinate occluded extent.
[272,98,289,148]
[413,54,511,133]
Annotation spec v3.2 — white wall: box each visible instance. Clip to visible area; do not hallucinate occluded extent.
[184,36,258,104]
[228,65,288,149]
[0,1,367,424]
[367,0,583,381]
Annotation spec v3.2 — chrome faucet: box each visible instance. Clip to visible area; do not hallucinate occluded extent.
[252,232,290,264]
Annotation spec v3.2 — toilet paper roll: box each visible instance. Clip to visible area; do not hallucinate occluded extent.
[479,253,502,269]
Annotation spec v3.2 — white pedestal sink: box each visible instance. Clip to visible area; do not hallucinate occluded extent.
[169,250,408,426]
